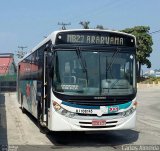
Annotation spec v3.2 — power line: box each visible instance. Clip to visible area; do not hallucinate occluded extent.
[58,22,71,30]
[18,46,27,51]
[149,30,160,35]
[63,0,124,26]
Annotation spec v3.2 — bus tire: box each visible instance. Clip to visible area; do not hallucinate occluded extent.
[37,104,50,134]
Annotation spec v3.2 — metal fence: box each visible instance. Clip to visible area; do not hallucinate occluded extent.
[0,74,17,92]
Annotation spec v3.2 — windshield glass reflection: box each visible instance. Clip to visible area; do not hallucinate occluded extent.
[53,49,135,96]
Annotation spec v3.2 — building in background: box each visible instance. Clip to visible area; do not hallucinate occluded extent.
[0,53,17,92]
[143,69,160,78]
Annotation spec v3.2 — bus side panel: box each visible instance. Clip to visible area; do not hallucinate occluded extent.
[18,48,44,119]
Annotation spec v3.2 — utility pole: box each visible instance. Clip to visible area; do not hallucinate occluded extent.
[17,46,27,59]
[58,22,71,30]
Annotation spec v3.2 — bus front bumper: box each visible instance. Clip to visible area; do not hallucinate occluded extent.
[49,111,136,131]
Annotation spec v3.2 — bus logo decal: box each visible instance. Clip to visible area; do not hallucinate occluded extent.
[109,106,119,112]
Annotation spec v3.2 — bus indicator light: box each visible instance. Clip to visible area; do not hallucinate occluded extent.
[53,101,61,111]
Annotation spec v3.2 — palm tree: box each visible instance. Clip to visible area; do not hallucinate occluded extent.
[79,21,90,29]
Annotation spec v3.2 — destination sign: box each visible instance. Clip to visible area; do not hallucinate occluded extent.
[55,31,135,47]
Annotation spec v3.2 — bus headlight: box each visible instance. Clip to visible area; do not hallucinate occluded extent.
[60,108,76,118]
[120,107,135,117]
[120,101,137,117]
[53,101,76,118]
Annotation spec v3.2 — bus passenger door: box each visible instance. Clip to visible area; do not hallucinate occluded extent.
[41,49,51,127]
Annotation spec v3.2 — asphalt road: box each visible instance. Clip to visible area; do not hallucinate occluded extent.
[0,87,160,151]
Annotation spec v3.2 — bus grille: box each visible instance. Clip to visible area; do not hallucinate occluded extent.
[79,121,117,128]
[67,98,129,106]
[80,125,116,128]
[77,113,119,117]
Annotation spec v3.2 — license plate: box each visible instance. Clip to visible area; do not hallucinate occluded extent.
[92,120,106,126]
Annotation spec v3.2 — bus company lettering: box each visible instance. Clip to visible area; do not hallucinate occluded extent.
[61,84,79,90]
[67,34,124,45]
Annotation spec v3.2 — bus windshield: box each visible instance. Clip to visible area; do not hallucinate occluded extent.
[52,49,136,96]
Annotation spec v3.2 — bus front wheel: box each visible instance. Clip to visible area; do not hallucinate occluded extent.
[37,104,50,134]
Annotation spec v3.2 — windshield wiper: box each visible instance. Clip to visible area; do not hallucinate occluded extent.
[104,48,120,94]
[106,48,120,76]
[76,48,88,84]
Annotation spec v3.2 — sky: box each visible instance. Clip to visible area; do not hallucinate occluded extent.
[0,0,159,71]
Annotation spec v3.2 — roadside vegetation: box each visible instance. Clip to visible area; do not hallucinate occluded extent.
[138,77,160,84]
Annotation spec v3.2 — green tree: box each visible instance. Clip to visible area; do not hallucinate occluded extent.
[96,25,104,29]
[79,21,90,29]
[122,26,153,78]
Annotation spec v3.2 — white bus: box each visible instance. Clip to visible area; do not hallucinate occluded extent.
[18,29,137,132]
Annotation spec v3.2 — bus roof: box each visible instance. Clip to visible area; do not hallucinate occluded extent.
[19,29,136,63]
